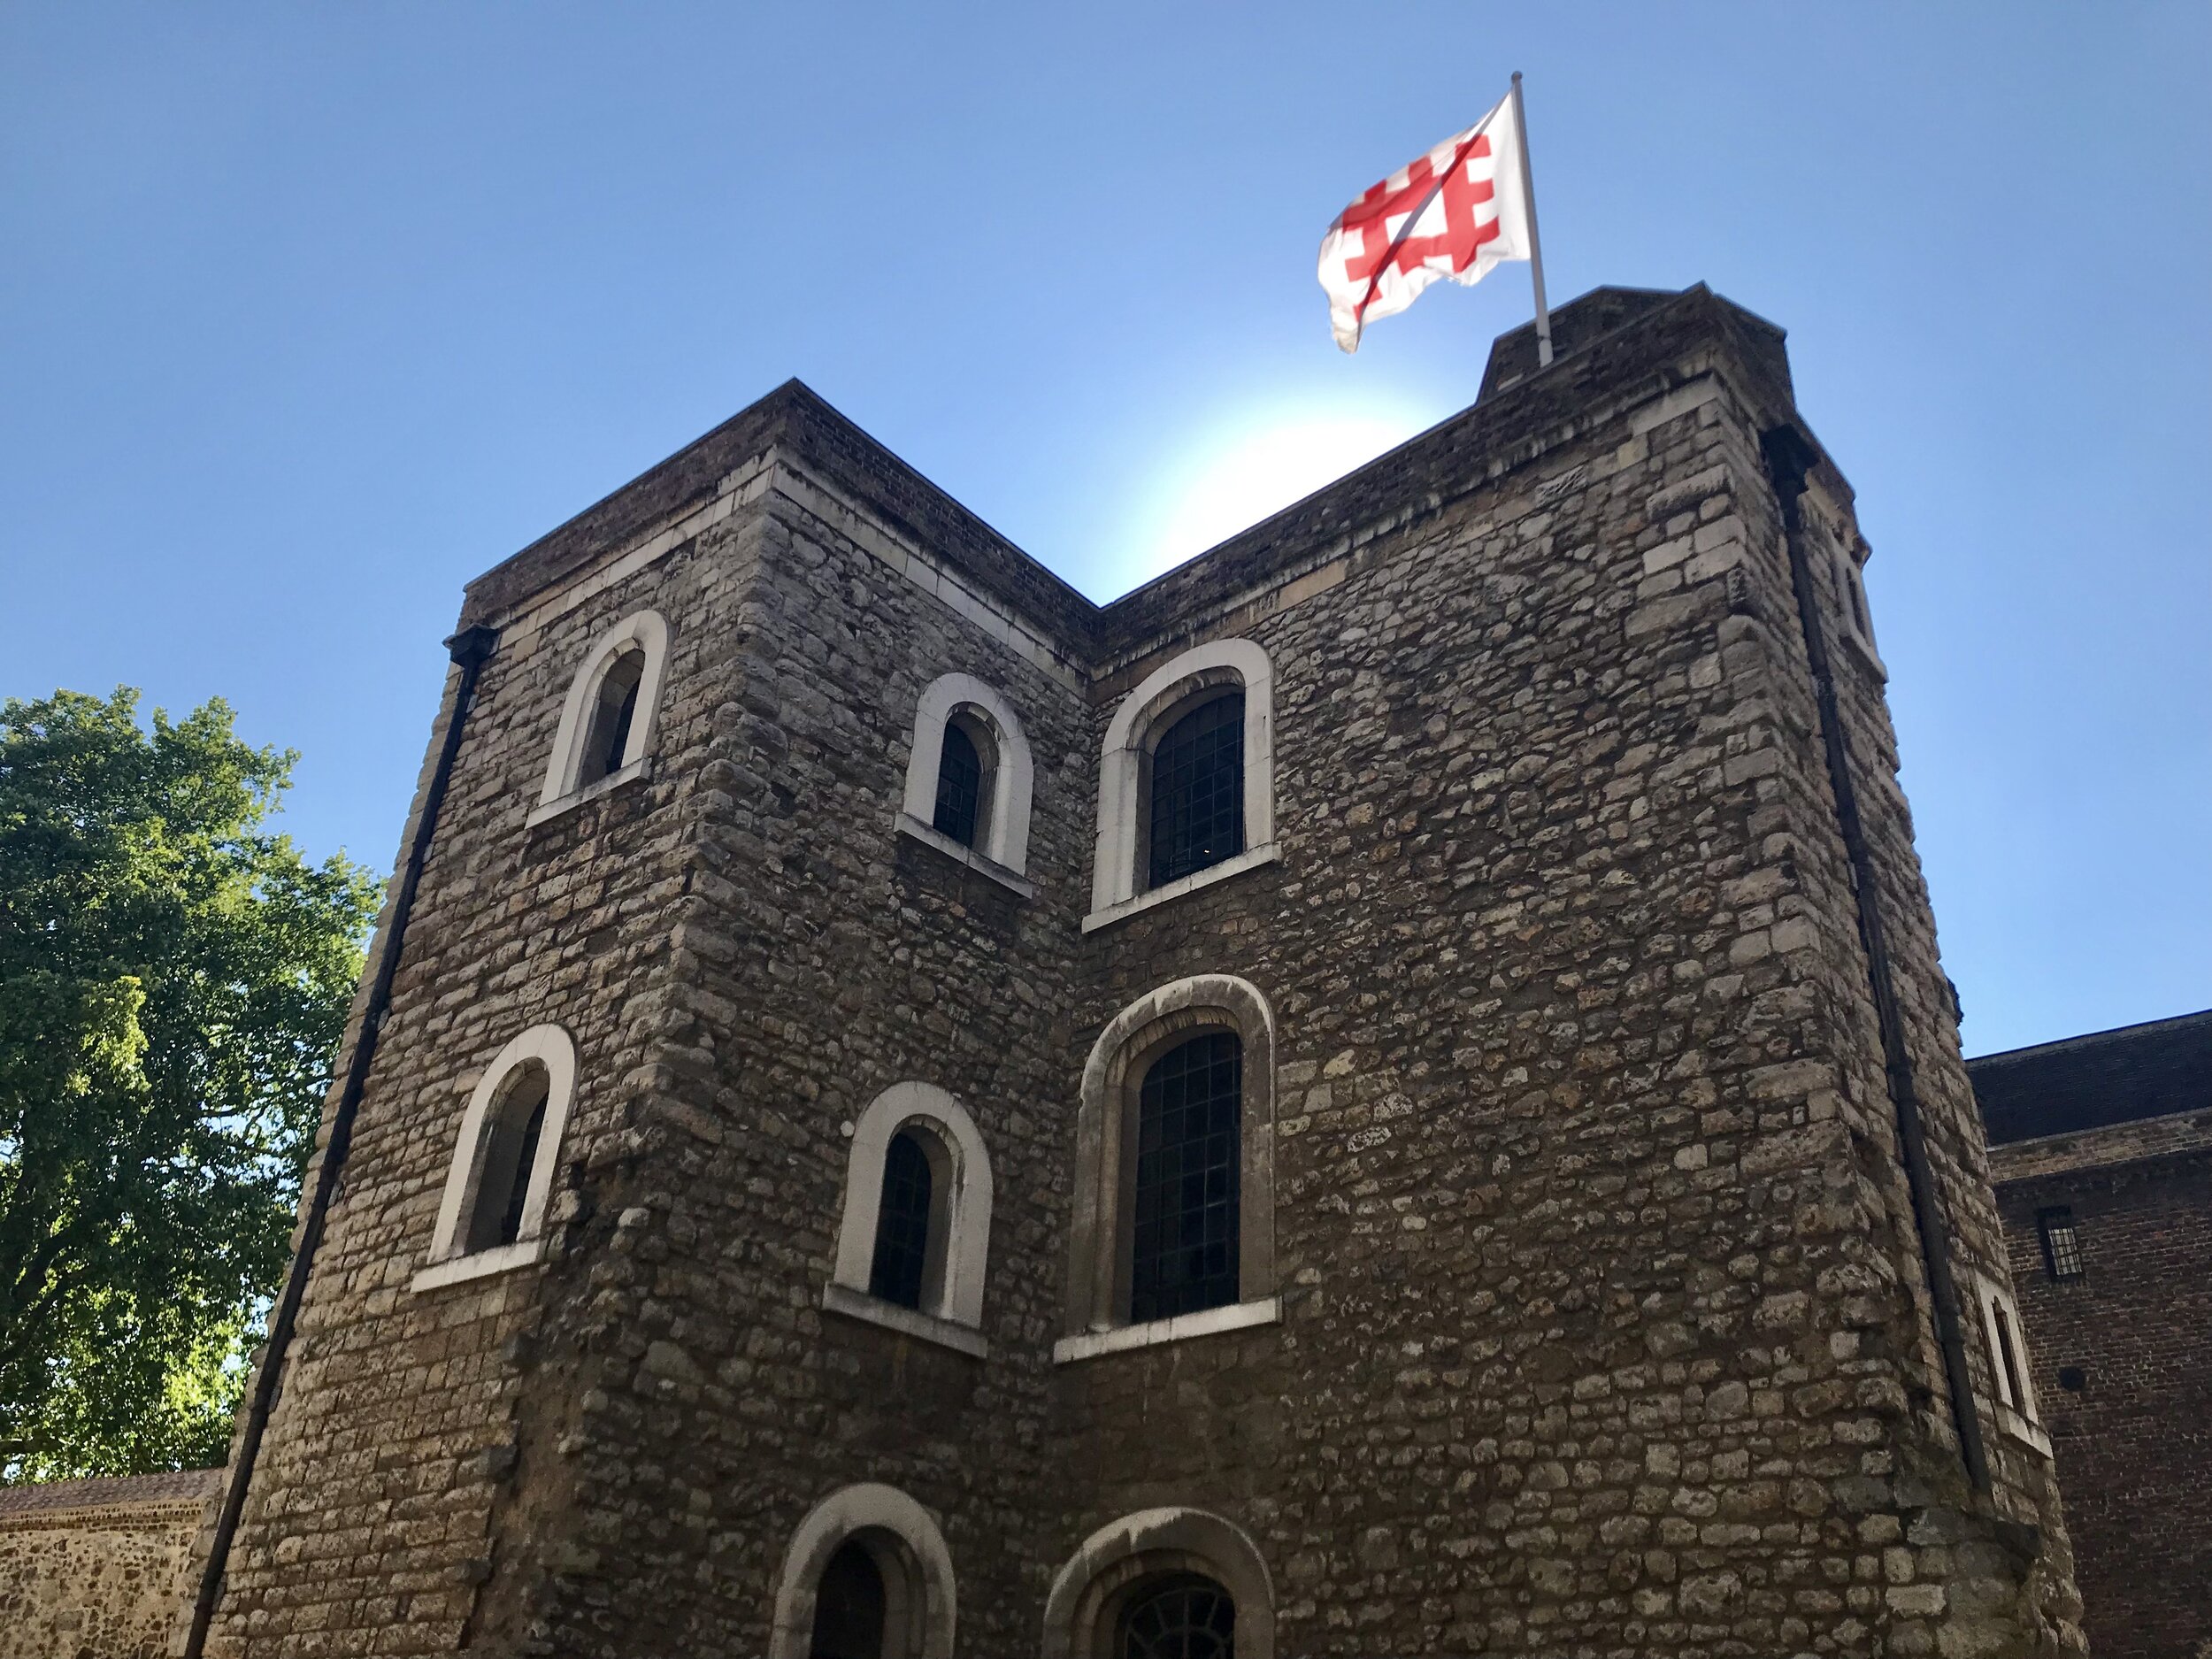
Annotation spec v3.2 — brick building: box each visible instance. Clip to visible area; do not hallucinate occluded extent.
[1973,1009,2212,1659]
[162,285,2086,1656]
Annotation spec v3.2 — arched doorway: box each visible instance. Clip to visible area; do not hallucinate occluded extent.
[810,1540,888,1659]
[768,1486,956,1659]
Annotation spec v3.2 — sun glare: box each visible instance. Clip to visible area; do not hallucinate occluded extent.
[1139,410,1428,584]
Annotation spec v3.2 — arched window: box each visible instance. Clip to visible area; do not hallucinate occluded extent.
[897,674,1033,879]
[1147,693,1246,889]
[1091,639,1275,925]
[1041,1508,1272,1659]
[768,1485,957,1659]
[1130,1033,1241,1323]
[1118,1575,1235,1659]
[1062,977,1278,1356]
[868,1129,939,1310]
[470,1061,550,1254]
[416,1025,579,1290]
[536,609,670,816]
[930,719,988,850]
[826,1083,993,1352]
[578,648,644,789]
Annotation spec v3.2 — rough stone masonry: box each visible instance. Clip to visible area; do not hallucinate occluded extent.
[0,1471,214,1659]
[172,285,2087,1656]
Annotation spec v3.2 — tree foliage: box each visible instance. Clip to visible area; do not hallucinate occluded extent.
[0,688,382,1480]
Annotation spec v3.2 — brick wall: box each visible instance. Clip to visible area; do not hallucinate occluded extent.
[0,1471,214,1658]
[1990,1111,2212,1659]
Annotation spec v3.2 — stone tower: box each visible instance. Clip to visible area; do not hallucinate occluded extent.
[181,286,2085,1656]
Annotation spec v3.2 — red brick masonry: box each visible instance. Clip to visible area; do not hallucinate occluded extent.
[1976,1009,2212,1659]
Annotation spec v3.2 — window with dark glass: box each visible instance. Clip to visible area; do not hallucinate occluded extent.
[1991,1300,2033,1421]
[580,650,644,787]
[809,1540,887,1659]
[1130,1033,1240,1322]
[1119,1575,1235,1659]
[868,1129,934,1310]
[2039,1207,2085,1281]
[1147,694,1244,889]
[932,721,984,848]
[466,1065,550,1254]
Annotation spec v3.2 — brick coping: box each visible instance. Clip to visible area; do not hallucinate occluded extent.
[0,1467,219,1522]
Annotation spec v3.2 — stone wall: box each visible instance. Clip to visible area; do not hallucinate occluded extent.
[0,1472,213,1659]
[1988,1106,2212,1658]
[1054,294,2079,1654]
[185,285,2085,1655]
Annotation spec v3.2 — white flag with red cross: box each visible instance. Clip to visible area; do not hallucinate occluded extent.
[1317,88,1536,353]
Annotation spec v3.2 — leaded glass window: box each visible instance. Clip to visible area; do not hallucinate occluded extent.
[1148,695,1244,889]
[869,1129,934,1310]
[933,721,983,847]
[1120,1575,1235,1659]
[1131,1033,1240,1322]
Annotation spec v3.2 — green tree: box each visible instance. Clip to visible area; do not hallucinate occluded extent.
[0,688,382,1481]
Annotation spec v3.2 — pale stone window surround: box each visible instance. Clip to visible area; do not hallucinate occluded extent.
[1832,542,1886,678]
[1041,1507,1273,1659]
[411,1025,576,1294]
[1062,976,1276,1351]
[1087,638,1276,926]
[531,609,670,824]
[768,1482,956,1659]
[826,1082,994,1348]
[1975,1271,2052,1455]
[896,672,1034,880]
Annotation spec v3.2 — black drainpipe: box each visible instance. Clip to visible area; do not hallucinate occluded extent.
[184,622,500,1655]
[1759,424,1990,1493]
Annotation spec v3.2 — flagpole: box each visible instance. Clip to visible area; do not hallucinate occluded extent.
[1510,71,1554,368]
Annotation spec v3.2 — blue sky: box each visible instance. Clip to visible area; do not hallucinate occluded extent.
[4,4,2205,1056]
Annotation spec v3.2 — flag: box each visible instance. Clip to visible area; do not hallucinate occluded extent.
[1317,89,1533,353]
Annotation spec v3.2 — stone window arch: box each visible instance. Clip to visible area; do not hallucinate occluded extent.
[1089,638,1275,924]
[1042,1508,1273,1659]
[768,1483,956,1659]
[897,672,1033,877]
[537,609,670,811]
[1061,977,1276,1353]
[826,1083,994,1349]
[416,1025,577,1289]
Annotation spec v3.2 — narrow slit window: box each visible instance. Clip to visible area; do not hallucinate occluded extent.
[1148,694,1245,889]
[2039,1207,2084,1281]
[932,722,984,849]
[1847,566,1872,639]
[1130,1032,1241,1323]
[1992,1300,2033,1422]
[868,1129,934,1310]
